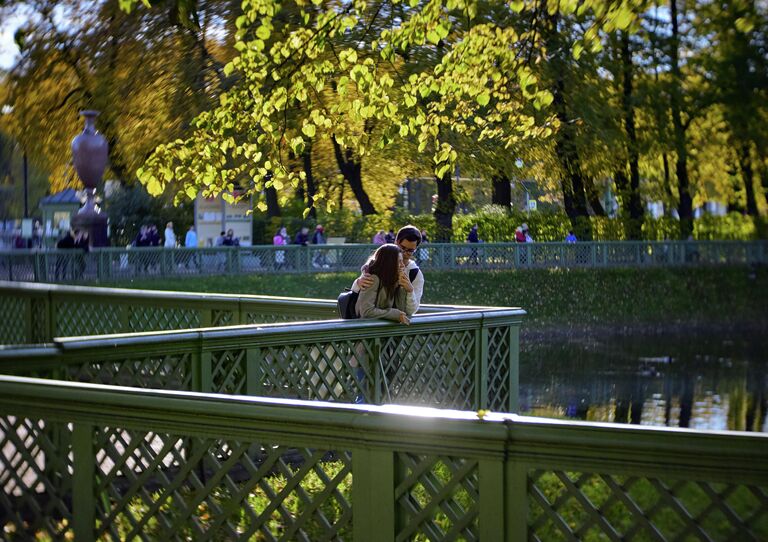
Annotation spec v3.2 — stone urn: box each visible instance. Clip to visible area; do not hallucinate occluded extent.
[71,110,109,247]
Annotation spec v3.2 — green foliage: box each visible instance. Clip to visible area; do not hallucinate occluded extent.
[256,208,762,244]
[122,0,649,212]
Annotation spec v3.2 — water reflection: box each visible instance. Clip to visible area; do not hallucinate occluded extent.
[519,332,768,432]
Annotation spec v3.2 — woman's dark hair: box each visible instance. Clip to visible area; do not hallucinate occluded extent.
[367,244,401,297]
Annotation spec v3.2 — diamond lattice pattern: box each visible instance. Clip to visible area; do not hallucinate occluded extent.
[94,426,352,541]
[56,301,123,337]
[395,452,479,542]
[381,331,477,409]
[529,469,768,541]
[0,416,73,540]
[487,326,511,412]
[0,296,26,345]
[255,341,370,402]
[129,306,200,332]
[68,354,193,390]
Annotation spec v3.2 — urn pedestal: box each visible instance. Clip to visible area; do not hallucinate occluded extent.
[70,110,109,247]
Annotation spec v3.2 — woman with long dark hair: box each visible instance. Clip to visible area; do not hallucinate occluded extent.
[355,244,412,324]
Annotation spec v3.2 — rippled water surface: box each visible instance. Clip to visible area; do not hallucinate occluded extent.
[519,331,768,432]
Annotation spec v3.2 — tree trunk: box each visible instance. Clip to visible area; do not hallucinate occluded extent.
[583,176,606,217]
[331,138,376,215]
[546,12,592,240]
[553,79,592,239]
[302,145,317,219]
[738,143,759,217]
[670,0,694,238]
[491,174,512,209]
[759,153,768,209]
[433,172,456,242]
[619,31,644,238]
[265,184,281,218]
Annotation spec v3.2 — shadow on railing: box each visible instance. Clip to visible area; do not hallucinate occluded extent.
[1,376,766,541]
[1,240,766,283]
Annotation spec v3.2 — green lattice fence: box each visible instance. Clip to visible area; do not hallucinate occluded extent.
[0,307,523,412]
[0,282,345,345]
[1,241,766,284]
[0,281,473,345]
[1,377,765,541]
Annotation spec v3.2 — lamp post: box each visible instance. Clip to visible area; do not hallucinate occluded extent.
[0,104,28,219]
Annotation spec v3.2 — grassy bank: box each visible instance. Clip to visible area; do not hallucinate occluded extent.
[107,266,768,330]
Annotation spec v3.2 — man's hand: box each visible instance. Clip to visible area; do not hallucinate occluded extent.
[356,271,374,290]
[398,311,411,325]
[398,270,414,293]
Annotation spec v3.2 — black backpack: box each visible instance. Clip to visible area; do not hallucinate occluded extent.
[337,267,420,319]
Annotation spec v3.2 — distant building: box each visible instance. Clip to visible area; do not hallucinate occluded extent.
[39,188,80,237]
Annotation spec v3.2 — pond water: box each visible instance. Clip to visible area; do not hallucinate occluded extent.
[519,331,768,432]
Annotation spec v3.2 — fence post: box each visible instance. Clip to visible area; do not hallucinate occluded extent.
[246,348,264,396]
[353,448,396,542]
[450,243,456,270]
[479,458,509,540]
[505,457,529,542]
[476,323,489,410]
[72,422,96,542]
[508,324,520,413]
[590,243,596,266]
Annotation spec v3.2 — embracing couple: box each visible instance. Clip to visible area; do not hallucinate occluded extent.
[351,225,424,324]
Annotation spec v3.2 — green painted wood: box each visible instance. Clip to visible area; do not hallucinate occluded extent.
[354,448,396,542]
[477,325,489,410]
[200,351,212,392]
[1,377,767,541]
[508,326,520,413]
[479,459,506,541]
[246,348,263,396]
[72,422,95,542]
[505,460,528,542]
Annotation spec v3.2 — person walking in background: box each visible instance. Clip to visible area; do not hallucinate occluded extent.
[515,226,526,243]
[164,222,177,248]
[149,225,161,247]
[565,230,577,243]
[215,231,226,246]
[185,225,197,248]
[312,224,328,268]
[223,228,240,246]
[522,223,534,243]
[184,225,198,270]
[467,224,481,265]
[55,228,75,279]
[273,227,288,269]
[74,229,89,278]
[294,226,309,246]
[372,230,386,245]
[384,229,396,244]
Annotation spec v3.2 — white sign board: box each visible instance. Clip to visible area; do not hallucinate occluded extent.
[195,193,253,246]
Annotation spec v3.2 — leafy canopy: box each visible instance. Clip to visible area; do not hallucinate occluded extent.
[123,0,644,209]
